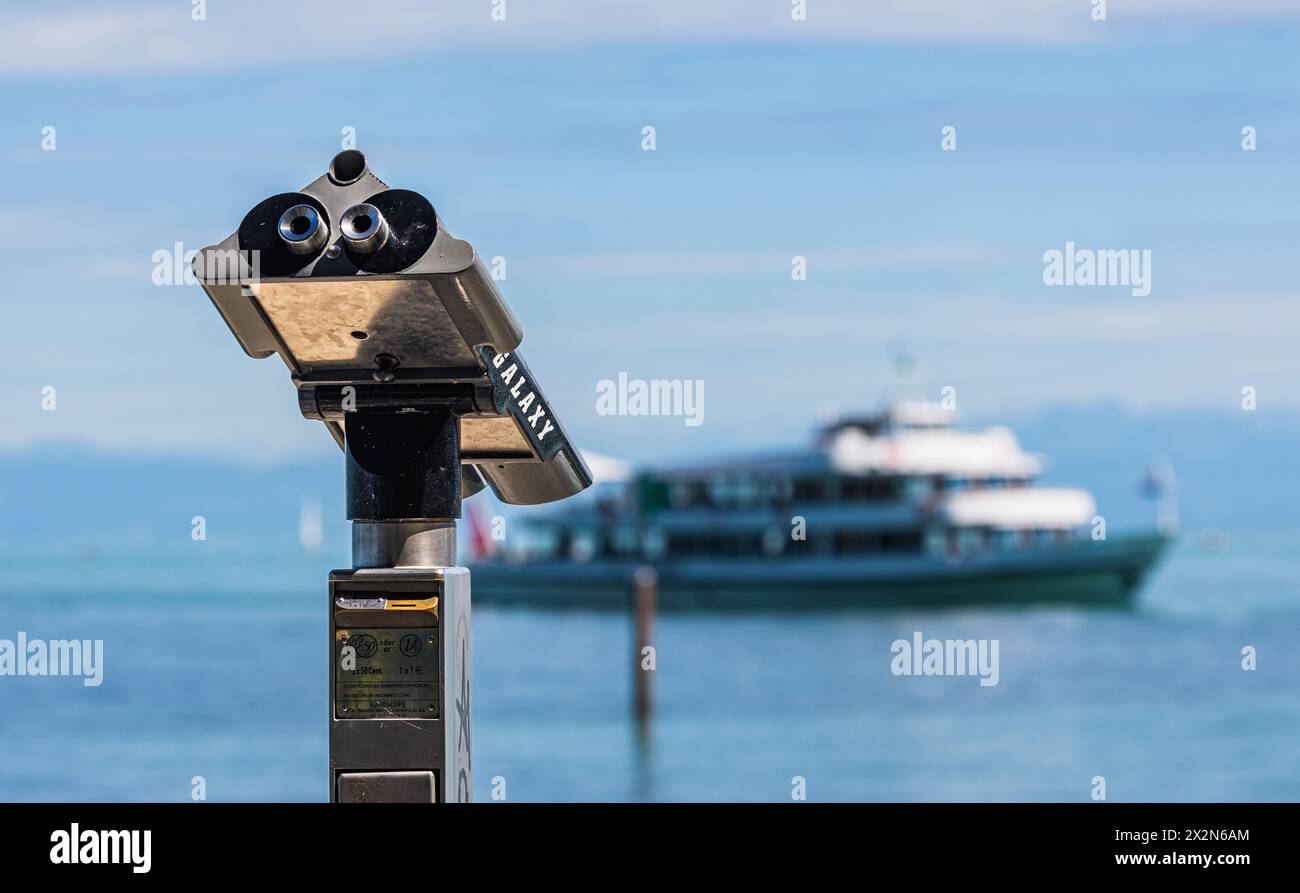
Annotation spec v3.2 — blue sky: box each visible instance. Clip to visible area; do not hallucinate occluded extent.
[1,1,1297,464]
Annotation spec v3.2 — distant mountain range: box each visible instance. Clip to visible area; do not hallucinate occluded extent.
[0,445,345,551]
[0,405,1294,551]
[1000,404,1299,534]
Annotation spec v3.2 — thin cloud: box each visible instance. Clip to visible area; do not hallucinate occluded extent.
[3,0,1298,76]
[519,243,1012,276]
[672,290,1300,344]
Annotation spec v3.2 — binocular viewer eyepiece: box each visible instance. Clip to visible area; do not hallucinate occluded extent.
[194,150,592,513]
[276,199,391,257]
[338,203,390,254]
[277,204,328,255]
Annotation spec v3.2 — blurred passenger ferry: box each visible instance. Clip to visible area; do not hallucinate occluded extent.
[470,401,1174,609]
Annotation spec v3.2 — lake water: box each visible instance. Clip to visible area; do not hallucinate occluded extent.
[1,530,1297,802]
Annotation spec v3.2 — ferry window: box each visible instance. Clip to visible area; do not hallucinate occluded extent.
[708,476,734,507]
[520,526,559,559]
[788,530,813,555]
[734,477,760,508]
[793,477,826,503]
[833,530,880,554]
[903,477,932,503]
[612,527,640,555]
[643,529,667,560]
[569,529,597,562]
[668,531,763,556]
[770,478,794,504]
[945,476,969,491]
[957,528,983,555]
[761,529,785,556]
[988,477,1007,489]
[637,477,671,512]
[925,527,947,557]
[832,529,921,555]
[883,530,922,553]
[670,482,692,509]
[840,476,898,502]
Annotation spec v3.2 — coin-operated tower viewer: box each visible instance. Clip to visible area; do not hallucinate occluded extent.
[193,150,592,803]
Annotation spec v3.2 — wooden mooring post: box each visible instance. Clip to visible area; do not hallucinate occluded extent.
[633,566,657,738]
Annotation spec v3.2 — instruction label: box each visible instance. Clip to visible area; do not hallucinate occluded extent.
[335,627,439,719]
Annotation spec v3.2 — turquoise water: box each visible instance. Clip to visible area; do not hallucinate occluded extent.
[1,531,1297,802]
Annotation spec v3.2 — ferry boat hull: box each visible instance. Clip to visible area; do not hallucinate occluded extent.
[469,531,1172,611]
